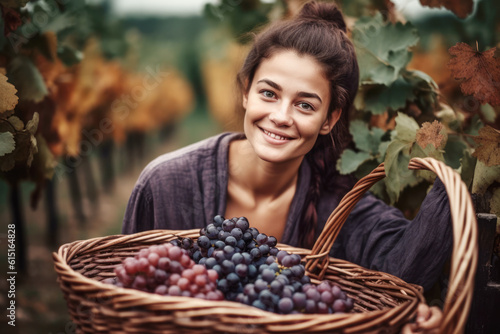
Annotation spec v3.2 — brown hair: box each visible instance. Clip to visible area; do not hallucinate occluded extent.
[236,1,359,248]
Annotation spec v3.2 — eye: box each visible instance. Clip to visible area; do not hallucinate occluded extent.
[260,90,276,99]
[297,102,314,111]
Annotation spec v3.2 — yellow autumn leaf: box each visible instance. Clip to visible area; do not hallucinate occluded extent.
[0,72,19,113]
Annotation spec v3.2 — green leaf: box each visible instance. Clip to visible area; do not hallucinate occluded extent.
[41,13,76,34]
[394,112,419,143]
[384,139,411,203]
[0,132,15,156]
[361,77,415,114]
[355,45,397,86]
[466,115,484,136]
[7,56,48,103]
[350,120,386,154]
[403,70,439,115]
[472,160,500,195]
[353,13,419,86]
[443,137,468,169]
[377,140,390,163]
[337,149,372,174]
[460,150,476,189]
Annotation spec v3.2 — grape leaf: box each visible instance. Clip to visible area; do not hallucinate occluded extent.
[459,149,476,189]
[444,136,468,169]
[0,131,15,156]
[7,56,48,103]
[472,160,500,194]
[353,13,419,86]
[416,120,447,149]
[384,139,418,203]
[0,72,18,113]
[472,126,500,166]
[336,149,372,174]
[448,43,500,106]
[394,112,419,143]
[360,77,415,114]
[419,0,474,19]
[350,120,386,154]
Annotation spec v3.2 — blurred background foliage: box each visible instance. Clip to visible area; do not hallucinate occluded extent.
[0,0,499,332]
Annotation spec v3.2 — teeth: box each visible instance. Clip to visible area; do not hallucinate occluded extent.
[264,129,287,140]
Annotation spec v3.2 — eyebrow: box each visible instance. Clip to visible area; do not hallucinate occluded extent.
[256,78,323,104]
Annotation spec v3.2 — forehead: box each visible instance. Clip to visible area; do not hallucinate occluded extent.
[253,50,329,94]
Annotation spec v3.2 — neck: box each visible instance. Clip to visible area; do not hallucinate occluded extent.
[229,139,302,200]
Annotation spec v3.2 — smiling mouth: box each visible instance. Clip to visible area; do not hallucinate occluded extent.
[262,129,290,141]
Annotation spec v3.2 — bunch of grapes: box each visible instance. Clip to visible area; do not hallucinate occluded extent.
[194,215,279,300]
[106,215,354,315]
[111,243,224,300]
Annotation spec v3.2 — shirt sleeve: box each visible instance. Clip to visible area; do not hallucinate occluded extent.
[122,182,155,234]
[331,178,453,291]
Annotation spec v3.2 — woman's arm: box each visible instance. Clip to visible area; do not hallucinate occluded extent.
[122,183,155,234]
[332,178,453,291]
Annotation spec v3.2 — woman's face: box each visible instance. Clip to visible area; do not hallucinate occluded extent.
[243,50,340,164]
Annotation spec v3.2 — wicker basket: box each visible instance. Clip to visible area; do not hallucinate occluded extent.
[53,157,477,333]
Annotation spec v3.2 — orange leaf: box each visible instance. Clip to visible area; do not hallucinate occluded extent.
[416,120,446,149]
[448,43,500,106]
[419,0,473,18]
[472,126,500,166]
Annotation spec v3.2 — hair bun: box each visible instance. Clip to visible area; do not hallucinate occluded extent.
[297,1,347,33]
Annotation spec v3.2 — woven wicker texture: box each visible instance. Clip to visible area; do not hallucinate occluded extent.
[53,157,477,333]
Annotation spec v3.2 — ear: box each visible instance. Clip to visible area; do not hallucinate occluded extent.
[242,93,248,110]
[242,79,250,110]
[319,109,341,135]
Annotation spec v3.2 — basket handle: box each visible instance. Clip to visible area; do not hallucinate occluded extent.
[304,157,478,334]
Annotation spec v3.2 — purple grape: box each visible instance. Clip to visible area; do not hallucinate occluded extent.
[213,215,224,227]
[261,268,276,283]
[235,217,249,231]
[235,263,248,278]
[266,236,278,247]
[231,228,243,240]
[222,219,235,232]
[333,299,346,313]
[197,236,211,249]
[292,292,307,309]
[278,297,294,314]
[256,234,268,245]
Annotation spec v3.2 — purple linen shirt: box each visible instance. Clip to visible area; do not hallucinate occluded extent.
[122,132,452,290]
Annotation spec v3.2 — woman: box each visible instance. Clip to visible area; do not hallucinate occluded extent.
[123,1,450,332]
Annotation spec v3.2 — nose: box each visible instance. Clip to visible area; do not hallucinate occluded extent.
[269,103,293,127]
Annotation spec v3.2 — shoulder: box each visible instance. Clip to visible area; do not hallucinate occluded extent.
[135,132,242,188]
